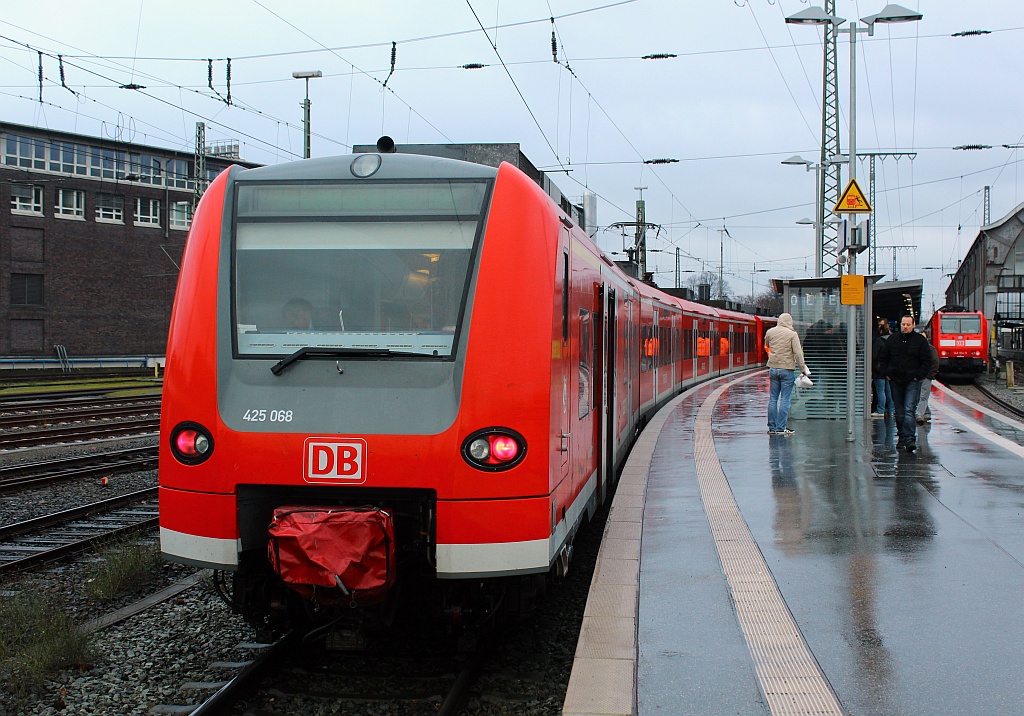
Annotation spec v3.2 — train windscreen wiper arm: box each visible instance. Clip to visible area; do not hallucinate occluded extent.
[271,346,428,375]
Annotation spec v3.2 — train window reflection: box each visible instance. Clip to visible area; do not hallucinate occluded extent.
[940,316,981,333]
[232,180,488,358]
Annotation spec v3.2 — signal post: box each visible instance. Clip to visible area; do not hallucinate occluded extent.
[835,179,872,441]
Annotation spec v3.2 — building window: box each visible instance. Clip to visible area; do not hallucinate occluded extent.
[49,141,89,175]
[3,135,46,170]
[135,197,161,226]
[169,200,193,230]
[90,147,127,180]
[11,184,44,214]
[11,273,44,306]
[96,193,124,222]
[55,188,86,217]
[166,158,193,189]
[131,154,163,185]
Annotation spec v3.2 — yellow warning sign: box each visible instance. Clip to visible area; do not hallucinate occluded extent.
[833,178,872,214]
[841,274,865,305]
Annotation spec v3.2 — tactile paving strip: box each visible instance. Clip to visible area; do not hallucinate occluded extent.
[694,380,846,716]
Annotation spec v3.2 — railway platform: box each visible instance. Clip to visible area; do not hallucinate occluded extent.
[563,370,1024,715]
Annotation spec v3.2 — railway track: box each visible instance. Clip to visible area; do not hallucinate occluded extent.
[0,488,158,574]
[972,382,1024,421]
[0,446,158,493]
[0,416,161,450]
[0,386,158,404]
[151,634,485,716]
[151,633,297,715]
[0,396,161,429]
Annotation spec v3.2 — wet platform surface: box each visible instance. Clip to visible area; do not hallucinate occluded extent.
[564,370,1024,716]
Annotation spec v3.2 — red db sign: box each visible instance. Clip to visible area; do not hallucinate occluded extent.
[304,439,366,483]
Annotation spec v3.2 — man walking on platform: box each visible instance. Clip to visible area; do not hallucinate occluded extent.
[879,314,932,452]
[765,313,810,435]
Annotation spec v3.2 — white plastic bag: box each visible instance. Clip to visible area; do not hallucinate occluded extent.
[795,374,813,389]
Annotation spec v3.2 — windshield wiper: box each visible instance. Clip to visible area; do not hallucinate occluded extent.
[271,346,423,375]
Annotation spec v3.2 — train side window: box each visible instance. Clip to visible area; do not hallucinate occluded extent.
[578,309,591,419]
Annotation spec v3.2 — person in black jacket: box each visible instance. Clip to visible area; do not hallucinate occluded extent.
[878,314,932,452]
[871,318,894,419]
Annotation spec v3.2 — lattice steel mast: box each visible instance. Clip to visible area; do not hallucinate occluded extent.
[820,0,841,277]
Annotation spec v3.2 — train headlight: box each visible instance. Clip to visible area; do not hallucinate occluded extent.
[170,422,214,465]
[461,428,526,471]
[468,438,491,461]
[350,154,382,178]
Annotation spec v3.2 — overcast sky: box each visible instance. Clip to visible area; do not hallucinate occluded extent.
[2,1,1021,311]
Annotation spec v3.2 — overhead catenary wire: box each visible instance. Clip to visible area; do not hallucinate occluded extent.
[0,32,320,155]
[252,0,454,144]
[465,0,566,172]
[0,5,1019,293]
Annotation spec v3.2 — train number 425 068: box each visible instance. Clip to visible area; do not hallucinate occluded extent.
[243,409,294,422]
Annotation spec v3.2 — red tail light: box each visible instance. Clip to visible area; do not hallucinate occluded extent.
[170,422,214,465]
[491,436,519,461]
[461,428,527,471]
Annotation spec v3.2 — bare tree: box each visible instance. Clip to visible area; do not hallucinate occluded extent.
[684,271,732,300]
[750,288,783,315]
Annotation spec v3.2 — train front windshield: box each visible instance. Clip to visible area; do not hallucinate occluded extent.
[940,315,982,334]
[232,180,489,358]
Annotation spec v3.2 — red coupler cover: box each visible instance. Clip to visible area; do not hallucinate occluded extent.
[267,505,396,605]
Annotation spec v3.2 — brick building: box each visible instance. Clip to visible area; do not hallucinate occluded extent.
[1,122,254,359]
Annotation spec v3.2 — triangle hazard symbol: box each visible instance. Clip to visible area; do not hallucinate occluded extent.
[833,179,872,213]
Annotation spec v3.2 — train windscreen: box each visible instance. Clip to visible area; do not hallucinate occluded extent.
[940,315,982,334]
[231,180,488,358]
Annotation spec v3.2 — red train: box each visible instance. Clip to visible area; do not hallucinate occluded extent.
[158,146,772,633]
[926,306,988,378]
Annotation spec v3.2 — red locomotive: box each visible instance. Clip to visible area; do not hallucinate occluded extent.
[158,145,765,633]
[926,306,988,378]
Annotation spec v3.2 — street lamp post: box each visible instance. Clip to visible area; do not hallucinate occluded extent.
[783,155,826,277]
[292,70,322,159]
[786,4,922,440]
[750,266,769,300]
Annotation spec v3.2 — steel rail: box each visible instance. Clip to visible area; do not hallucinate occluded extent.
[0,418,160,449]
[0,488,157,540]
[182,632,297,716]
[0,387,157,404]
[0,501,160,574]
[972,383,1024,421]
[0,446,159,493]
[0,398,161,428]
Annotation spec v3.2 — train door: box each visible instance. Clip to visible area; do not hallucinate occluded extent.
[627,296,638,434]
[595,284,614,503]
[671,313,677,389]
[652,308,660,396]
[559,245,571,472]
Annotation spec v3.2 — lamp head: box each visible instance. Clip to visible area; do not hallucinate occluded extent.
[862,4,922,26]
[292,70,323,79]
[782,155,813,168]
[785,6,845,26]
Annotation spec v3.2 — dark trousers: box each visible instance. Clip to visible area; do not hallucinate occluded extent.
[890,378,923,447]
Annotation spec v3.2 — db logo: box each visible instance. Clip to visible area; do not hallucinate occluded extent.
[304,439,366,483]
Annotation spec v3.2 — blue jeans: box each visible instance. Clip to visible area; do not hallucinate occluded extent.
[768,368,797,432]
[890,379,923,447]
[873,377,894,415]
